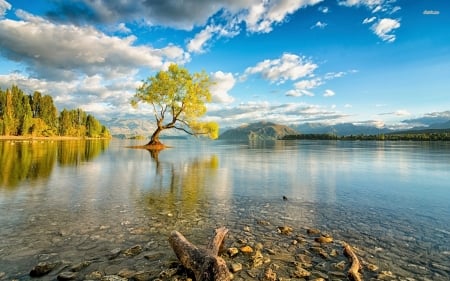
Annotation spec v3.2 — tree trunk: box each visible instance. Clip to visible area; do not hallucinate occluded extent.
[168,227,231,281]
[147,125,164,146]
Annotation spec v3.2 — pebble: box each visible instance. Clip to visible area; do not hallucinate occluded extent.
[277,226,293,235]
[123,245,142,256]
[315,235,333,243]
[57,271,78,280]
[240,245,253,254]
[29,262,59,277]
[230,262,243,273]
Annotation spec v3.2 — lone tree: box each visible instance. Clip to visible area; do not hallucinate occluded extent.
[131,64,219,147]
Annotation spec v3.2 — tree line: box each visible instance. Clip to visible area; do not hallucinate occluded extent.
[0,85,110,138]
[282,132,450,141]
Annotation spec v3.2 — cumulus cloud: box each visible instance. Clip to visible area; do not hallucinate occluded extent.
[209,71,236,104]
[311,21,327,29]
[0,11,190,81]
[371,18,400,42]
[0,0,10,17]
[242,53,318,84]
[323,89,335,97]
[207,101,348,127]
[286,78,322,97]
[187,25,222,53]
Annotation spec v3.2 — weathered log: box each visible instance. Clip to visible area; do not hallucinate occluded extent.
[343,242,363,281]
[168,227,231,281]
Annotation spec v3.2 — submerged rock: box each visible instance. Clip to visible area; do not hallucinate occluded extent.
[30,261,59,277]
[57,271,78,281]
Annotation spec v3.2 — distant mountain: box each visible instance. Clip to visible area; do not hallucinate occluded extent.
[291,122,393,136]
[219,121,299,141]
[102,118,185,139]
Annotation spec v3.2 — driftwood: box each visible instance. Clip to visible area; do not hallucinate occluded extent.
[168,227,231,281]
[343,242,363,281]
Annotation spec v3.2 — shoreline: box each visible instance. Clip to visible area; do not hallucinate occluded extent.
[0,136,111,141]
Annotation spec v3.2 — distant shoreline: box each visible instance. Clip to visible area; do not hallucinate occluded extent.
[0,136,111,141]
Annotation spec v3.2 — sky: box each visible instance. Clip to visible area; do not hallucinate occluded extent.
[0,0,449,130]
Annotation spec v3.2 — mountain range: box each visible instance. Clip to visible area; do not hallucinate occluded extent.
[103,118,450,140]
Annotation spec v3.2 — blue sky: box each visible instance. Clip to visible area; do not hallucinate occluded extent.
[0,0,449,129]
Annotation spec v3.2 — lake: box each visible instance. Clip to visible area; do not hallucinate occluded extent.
[0,139,449,280]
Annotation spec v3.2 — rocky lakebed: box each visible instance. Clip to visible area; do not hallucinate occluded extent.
[0,198,449,281]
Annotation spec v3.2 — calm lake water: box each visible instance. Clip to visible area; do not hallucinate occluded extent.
[0,139,449,280]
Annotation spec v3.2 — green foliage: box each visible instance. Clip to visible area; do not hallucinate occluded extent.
[0,85,110,138]
[131,64,219,144]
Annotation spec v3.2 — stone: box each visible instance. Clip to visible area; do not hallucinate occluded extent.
[228,247,239,257]
[329,249,338,257]
[70,261,91,272]
[310,246,329,259]
[278,226,293,235]
[57,271,78,281]
[307,228,321,235]
[123,245,142,256]
[118,269,136,279]
[240,245,254,254]
[315,235,333,243]
[292,265,311,278]
[261,267,276,281]
[251,250,264,268]
[377,270,395,280]
[133,271,152,281]
[86,271,103,280]
[334,261,346,271]
[230,262,243,273]
[30,262,59,277]
[108,248,122,260]
[101,275,128,281]
[367,263,379,271]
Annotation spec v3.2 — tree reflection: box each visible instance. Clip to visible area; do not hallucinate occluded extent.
[143,148,220,223]
[0,140,110,188]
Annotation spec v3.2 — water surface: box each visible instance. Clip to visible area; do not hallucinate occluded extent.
[0,139,449,280]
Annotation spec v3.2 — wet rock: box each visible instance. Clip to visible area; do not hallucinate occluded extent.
[377,270,395,280]
[277,226,293,235]
[292,265,311,278]
[228,247,239,257]
[230,262,243,273]
[86,271,103,280]
[333,261,346,271]
[108,248,122,260]
[118,269,136,279]
[101,275,128,281]
[251,250,264,268]
[123,245,142,256]
[240,245,253,254]
[261,267,276,281]
[70,261,91,272]
[257,220,270,226]
[143,251,164,260]
[296,254,312,268]
[255,242,264,251]
[367,263,379,272]
[329,271,347,278]
[57,271,78,280]
[307,228,321,235]
[315,235,333,243]
[243,226,251,232]
[310,246,329,259]
[329,249,338,257]
[0,272,6,279]
[310,270,328,280]
[159,268,178,278]
[133,271,152,281]
[30,261,59,277]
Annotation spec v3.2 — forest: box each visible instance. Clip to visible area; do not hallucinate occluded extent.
[0,85,110,138]
[282,132,450,141]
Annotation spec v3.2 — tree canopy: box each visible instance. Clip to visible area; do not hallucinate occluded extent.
[0,85,110,138]
[131,64,219,146]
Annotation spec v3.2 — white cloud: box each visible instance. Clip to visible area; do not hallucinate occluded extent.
[0,12,190,80]
[208,101,348,127]
[338,0,399,14]
[209,71,236,104]
[244,0,324,33]
[395,109,410,116]
[187,25,222,53]
[423,10,440,16]
[286,78,322,97]
[242,53,318,83]
[363,16,377,24]
[318,6,329,13]
[116,23,131,34]
[371,18,400,42]
[0,0,11,18]
[311,21,327,29]
[323,89,335,97]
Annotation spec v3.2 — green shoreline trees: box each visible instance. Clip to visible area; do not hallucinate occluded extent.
[0,85,110,138]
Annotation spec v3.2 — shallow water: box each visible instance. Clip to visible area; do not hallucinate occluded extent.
[0,139,449,280]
